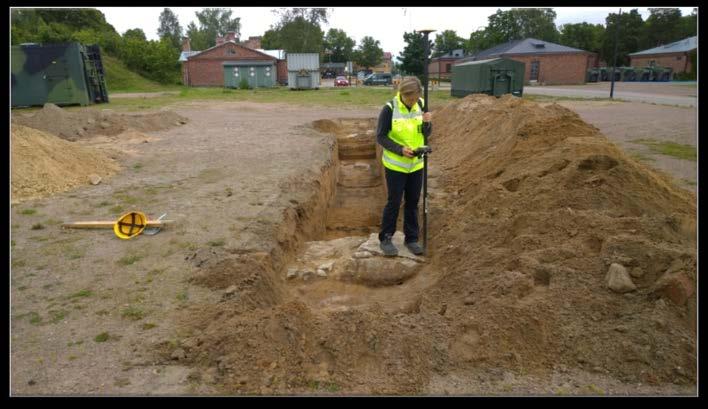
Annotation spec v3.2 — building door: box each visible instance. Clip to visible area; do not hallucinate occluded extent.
[530,60,540,81]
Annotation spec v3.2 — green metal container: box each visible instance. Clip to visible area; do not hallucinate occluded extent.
[451,58,525,98]
[11,42,109,107]
[586,68,600,82]
[223,62,276,88]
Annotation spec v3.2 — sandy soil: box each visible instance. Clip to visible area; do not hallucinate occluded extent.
[10,98,696,396]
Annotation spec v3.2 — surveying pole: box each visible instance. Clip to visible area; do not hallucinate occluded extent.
[419,28,435,256]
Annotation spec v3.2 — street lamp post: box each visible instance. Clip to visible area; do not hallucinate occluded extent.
[419,29,435,255]
[610,9,622,99]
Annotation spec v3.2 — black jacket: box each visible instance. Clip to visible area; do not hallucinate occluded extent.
[376,100,432,155]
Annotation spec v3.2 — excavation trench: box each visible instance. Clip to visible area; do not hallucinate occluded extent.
[282,118,434,313]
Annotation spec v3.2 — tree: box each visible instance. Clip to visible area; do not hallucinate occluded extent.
[261,29,281,49]
[324,28,355,62]
[158,8,183,50]
[123,28,146,41]
[186,21,209,51]
[679,8,697,39]
[265,8,330,53]
[601,9,644,67]
[397,31,432,78]
[642,8,685,49]
[433,30,464,57]
[559,22,605,53]
[486,8,560,43]
[194,8,241,49]
[465,28,498,56]
[353,36,383,71]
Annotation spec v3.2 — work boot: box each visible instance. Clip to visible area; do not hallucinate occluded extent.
[379,237,398,257]
[405,241,424,255]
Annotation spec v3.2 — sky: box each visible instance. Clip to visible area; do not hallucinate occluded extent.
[93,6,696,60]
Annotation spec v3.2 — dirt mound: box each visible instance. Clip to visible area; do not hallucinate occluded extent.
[164,96,696,394]
[12,103,188,141]
[11,124,121,202]
[426,94,696,384]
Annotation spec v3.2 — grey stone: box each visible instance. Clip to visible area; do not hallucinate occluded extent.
[352,251,372,259]
[224,285,238,295]
[100,121,110,129]
[286,268,298,279]
[318,261,334,273]
[88,174,101,185]
[316,269,328,277]
[87,118,95,125]
[606,263,636,293]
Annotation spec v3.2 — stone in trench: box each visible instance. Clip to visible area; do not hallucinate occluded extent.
[88,174,102,185]
[316,269,328,277]
[352,251,372,259]
[318,261,334,273]
[224,285,238,295]
[171,348,186,360]
[286,268,298,280]
[606,263,636,293]
[100,121,111,129]
[338,256,422,287]
[629,267,644,278]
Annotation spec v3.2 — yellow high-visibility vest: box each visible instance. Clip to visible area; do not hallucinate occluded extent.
[382,92,425,173]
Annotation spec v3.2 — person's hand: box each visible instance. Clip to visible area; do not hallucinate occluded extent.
[422,112,432,122]
[402,147,415,158]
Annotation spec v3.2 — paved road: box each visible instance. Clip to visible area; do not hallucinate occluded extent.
[523,86,696,107]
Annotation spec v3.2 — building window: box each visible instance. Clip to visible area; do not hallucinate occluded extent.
[227,49,236,55]
[446,63,452,73]
[677,55,682,60]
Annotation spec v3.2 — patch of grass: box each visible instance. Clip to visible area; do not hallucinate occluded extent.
[96,310,110,316]
[132,163,143,170]
[141,322,157,330]
[207,238,225,247]
[628,151,656,162]
[584,384,605,395]
[68,289,93,299]
[11,240,15,247]
[68,355,78,361]
[117,254,143,266]
[11,259,26,268]
[97,201,111,207]
[20,208,37,215]
[121,306,145,321]
[113,193,139,204]
[631,139,697,161]
[682,179,697,186]
[28,312,42,325]
[48,309,68,324]
[94,332,111,343]
[17,286,28,291]
[176,290,188,302]
[31,223,45,230]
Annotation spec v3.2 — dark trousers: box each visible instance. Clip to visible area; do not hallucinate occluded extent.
[379,167,423,243]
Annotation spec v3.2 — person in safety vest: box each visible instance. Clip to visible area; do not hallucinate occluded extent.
[376,76,432,256]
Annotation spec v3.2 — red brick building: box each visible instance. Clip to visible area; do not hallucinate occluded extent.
[629,36,696,75]
[455,38,597,85]
[179,33,287,86]
[429,49,465,80]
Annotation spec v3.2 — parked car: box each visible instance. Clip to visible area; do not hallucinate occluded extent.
[334,76,349,86]
[363,73,392,86]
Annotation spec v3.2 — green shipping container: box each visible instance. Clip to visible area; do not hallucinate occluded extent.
[451,58,525,98]
[223,62,276,88]
[11,42,109,107]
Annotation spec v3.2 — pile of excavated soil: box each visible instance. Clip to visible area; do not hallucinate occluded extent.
[12,103,188,141]
[163,96,696,395]
[426,94,696,385]
[11,124,121,203]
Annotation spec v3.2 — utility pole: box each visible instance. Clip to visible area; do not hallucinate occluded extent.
[419,28,434,255]
[610,8,622,99]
